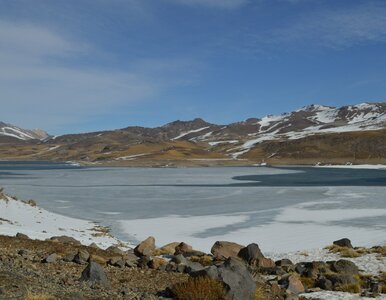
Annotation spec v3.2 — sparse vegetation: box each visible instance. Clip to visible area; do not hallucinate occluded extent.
[336,283,361,293]
[171,277,228,300]
[189,255,213,266]
[300,277,315,289]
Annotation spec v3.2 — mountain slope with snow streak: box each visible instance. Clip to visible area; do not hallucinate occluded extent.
[0,122,49,141]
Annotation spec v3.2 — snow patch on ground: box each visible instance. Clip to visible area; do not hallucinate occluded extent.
[315,164,386,170]
[171,126,210,140]
[301,291,386,299]
[0,195,127,249]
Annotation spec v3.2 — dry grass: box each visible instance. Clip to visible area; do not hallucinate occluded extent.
[300,277,315,289]
[171,277,228,300]
[336,283,361,293]
[254,286,265,300]
[325,245,362,257]
[189,255,213,266]
[381,285,386,294]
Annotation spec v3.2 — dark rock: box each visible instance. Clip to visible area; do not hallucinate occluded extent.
[80,262,110,288]
[333,238,353,249]
[74,250,90,264]
[134,236,156,257]
[15,233,29,239]
[276,259,295,272]
[211,241,244,260]
[108,257,125,268]
[137,256,151,268]
[315,276,333,290]
[331,259,359,274]
[238,243,265,265]
[191,257,256,300]
[63,252,77,262]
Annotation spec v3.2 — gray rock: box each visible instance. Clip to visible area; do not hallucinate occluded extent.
[109,257,126,268]
[15,233,29,239]
[63,251,77,262]
[191,258,256,300]
[106,245,124,255]
[238,243,265,265]
[74,250,90,264]
[43,253,58,263]
[331,259,359,274]
[333,238,353,248]
[315,276,333,290]
[80,262,110,288]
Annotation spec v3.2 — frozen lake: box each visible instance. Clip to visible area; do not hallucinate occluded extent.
[0,163,385,252]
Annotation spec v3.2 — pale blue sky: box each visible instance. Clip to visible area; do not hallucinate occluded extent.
[1,0,386,134]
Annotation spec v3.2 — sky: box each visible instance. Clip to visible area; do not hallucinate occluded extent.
[1,0,386,135]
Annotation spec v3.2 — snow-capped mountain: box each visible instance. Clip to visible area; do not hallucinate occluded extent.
[0,122,49,141]
[169,102,386,157]
[1,102,386,164]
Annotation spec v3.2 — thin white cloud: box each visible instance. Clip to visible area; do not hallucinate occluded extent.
[0,21,199,133]
[171,0,248,9]
[257,1,386,49]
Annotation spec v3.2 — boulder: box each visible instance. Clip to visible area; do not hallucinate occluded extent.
[333,238,353,249]
[238,243,264,265]
[158,242,180,255]
[315,275,333,290]
[106,246,124,255]
[287,274,305,294]
[211,241,244,260]
[80,262,110,288]
[174,242,193,255]
[331,259,359,274]
[88,243,100,249]
[74,250,90,264]
[134,236,156,257]
[191,257,256,300]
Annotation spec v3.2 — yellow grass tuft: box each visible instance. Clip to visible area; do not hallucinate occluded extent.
[171,277,228,300]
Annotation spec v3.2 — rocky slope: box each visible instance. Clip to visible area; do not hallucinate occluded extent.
[1,102,386,165]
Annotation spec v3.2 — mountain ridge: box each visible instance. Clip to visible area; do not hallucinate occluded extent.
[1,102,386,165]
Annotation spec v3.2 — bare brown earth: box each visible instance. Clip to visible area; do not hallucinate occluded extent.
[1,130,386,167]
[0,235,188,300]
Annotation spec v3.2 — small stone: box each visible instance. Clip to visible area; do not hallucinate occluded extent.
[43,253,58,263]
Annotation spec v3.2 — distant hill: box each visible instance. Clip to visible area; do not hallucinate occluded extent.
[1,102,386,165]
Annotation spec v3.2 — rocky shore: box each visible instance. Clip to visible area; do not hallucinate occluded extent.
[0,233,385,300]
